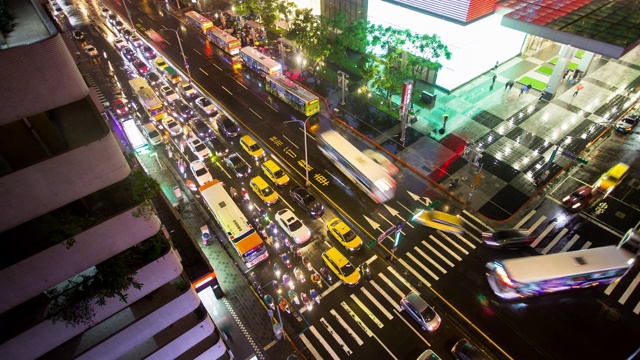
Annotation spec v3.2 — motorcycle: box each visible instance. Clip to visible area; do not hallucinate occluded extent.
[288,288,300,305]
[283,273,295,289]
[264,294,275,309]
[301,292,312,310]
[359,263,372,280]
[281,253,292,268]
[229,187,239,201]
[278,297,291,314]
[293,267,305,283]
[259,207,269,226]
[251,211,261,227]
[310,289,320,304]
[321,267,333,284]
[310,272,322,288]
[274,263,282,278]
[253,281,265,297]
[201,225,211,247]
[302,256,313,271]
[273,280,283,295]
[269,221,279,236]
[256,223,266,238]
[279,232,291,249]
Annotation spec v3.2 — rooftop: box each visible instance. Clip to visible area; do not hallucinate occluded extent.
[0,0,56,49]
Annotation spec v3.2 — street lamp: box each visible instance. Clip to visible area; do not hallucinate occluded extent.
[284,115,313,187]
[161,27,192,83]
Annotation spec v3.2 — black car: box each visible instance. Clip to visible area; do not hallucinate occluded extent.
[72,30,84,41]
[142,45,156,59]
[289,185,324,218]
[481,229,533,248]
[209,136,229,157]
[189,119,213,140]
[615,116,638,133]
[224,153,250,177]
[451,339,489,360]
[121,47,136,61]
[172,99,195,121]
[145,72,161,89]
[121,28,133,40]
[216,115,240,137]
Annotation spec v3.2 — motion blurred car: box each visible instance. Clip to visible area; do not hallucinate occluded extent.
[107,13,118,25]
[562,185,593,210]
[83,45,98,57]
[100,7,111,17]
[189,119,213,141]
[113,37,127,50]
[172,99,195,121]
[160,85,179,104]
[120,28,133,40]
[363,149,399,177]
[275,208,311,244]
[142,45,156,59]
[133,59,149,75]
[179,81,197,99]
[327,218,362,251]
[216,115,240,137]
[261,160,289,187]
[289,185,324,218]
[195,97,217,116]
[161,116,182,136]
[250,176,279,206]
[413,210,463,234]
[72,30,84,41]
[322,247,360,286]
[451,339,488,360]
[113,20,125,33]
[481,229,534,248]
[121,47,136,61]
[615,116,638,133]
[594,162,629,195]
[112,98,129,117]
[189,160,212,186]
[240,135,265,159]
[400,292,441,331]
[187,137,211,161]
[224,153,251,178]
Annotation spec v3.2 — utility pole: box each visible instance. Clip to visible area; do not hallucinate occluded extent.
[337,70,349,105]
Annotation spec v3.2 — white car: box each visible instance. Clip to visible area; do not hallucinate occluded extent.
[187,137,211,160]
[129,34,143,48]
[84,45,98,57]
[162,116,182,136]
[189,160,213,186]
[160,85,179,104]
[179,82,197,99]
[275,208,311,245]
[113,37,127,50]
[100,7,111,17]
[195,97,217,116]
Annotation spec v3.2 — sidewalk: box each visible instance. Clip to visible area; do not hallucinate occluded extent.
[302,42,640,222]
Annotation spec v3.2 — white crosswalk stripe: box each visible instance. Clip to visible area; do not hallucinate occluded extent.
[299,332,323,360]
[430,235,462,260]
[398,258,432,288]
[360,287,393,320]
[527,215,547,234]
[581,241,592,249]
[370,279,402,312]
[438,231,470,254]
[341,301,375,339]
[320,317,353,355]
[387,266,421,295]
[378,272,407,298]
[422,240,455,267]
[454,232,477,247]
[407,252,440,280]
[516,210,536,228]
[531,222,555,247]
[350,294,384,328]
[413,247,447,273]
[619,272,640,305]
[542,228,568,254]
[331,308,364,345]
[559,235,579,252]
[309,325,341,360]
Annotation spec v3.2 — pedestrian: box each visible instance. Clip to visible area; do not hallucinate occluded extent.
[504,81,509,90]
[442,114,449,126]
[573,83,583,97]
[539,91,546,101]
[388,247,397,263]
[492,74,497,85]
[519,85,526,97]
[493,60,499,71]
[525,84,532,94]
[508,80,514,90]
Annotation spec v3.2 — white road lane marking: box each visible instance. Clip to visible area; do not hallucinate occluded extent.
[378,272,405,298]
[372,332,399,360]
[299,333,322,360]
[360,287,393,320]
[393,309,430,346]
[221,86,232,95]
[516,210,536,229]
[321,316,353,355]
[412,248,446,274]
[581,241,592,249]
[619,272,640,305]
[250,108,262,119]
[370,280,402,312]
[463,210,493,231]
[527,215,547,235]
[438,232,470,254]
[398,258,432,288]
[422,241,455,267]
[542,228,568,254]
[387,267,421,295]
[349,295,384,328]
[310,325,341,360]
[212,63,221,71]
[559,234,579,252]
[199,68,208,76]
[531,222,555,248]
[605,278,618,295]
[430,235,463,260]
[633,301,640,314]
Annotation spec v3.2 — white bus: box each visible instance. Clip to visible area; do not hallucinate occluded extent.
[317,130,397,203]
[129,78,166,121]
[239,46,282,78]
[486,245,636,300]
[206,27,241,56]
[199,180,269,268]
[184,10,214,33]
[121,119,150,154]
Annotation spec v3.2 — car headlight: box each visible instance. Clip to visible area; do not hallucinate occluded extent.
[562,196,570,202]
[572,203,581,209]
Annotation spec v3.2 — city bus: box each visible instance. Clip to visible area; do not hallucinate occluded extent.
[240,46,282,77]
[317,130,396,203]
[199,180,269,268]
[265,74,319,116]
[121,119,150,154]
[206,27,241,56]
[184,10,214,33]
[486,245,637,300]
[128,78,166,121]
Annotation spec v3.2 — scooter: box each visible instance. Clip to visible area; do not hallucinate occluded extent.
[274,262,281,278]
[320,267,333,284]
[201,225,211,247]
[256,223,267,238]
[293,267,305,283]
[310,273,323,288]
[281,253,292,268]
[301,292,312,310]
[278,297,291,314]
[253,281,265,297]
[269,221,279,236]
[302,256,313,271]
[448,177,459,190]
[283,273,295,289]
[359,262,372,280]
[288,288,300,305]
[264,294,275,310]
[230,187,239,201]
[310,289,320,304]
[273,280,283,295]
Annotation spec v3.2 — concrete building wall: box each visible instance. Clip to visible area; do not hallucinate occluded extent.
[147,317,224,360]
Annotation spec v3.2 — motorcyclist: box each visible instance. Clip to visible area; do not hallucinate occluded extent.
[310,273,322,288]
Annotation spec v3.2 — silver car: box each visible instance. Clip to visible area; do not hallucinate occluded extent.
[400,292,441,331]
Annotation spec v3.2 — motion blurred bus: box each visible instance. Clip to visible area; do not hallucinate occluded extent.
[265,74,319,116]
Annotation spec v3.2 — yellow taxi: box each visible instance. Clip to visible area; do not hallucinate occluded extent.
[327,218,363,252]
[249,176,278,206]
[261,160,290,187]
[240,135,265,159]
[413,210,463,235]
[594,162,629,195]
[155,58,169,71]
[321,247,361,286]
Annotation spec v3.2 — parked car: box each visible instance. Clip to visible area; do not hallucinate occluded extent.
[162,116,182,136]
[216,115,240,137]
[275,208,311,244]
[289,185,324,218]
[160,85,179,104]
[189,160,213,186]
[187,137,211,160]
[400,292,441,331]
[327,218,362,251]
[321,247,360,286]
[224,153,251,178]
[481,229,534,248]
[562,185,593,210]
[451,339,489,360]
[195,97,217,116]
[615,116,638,133]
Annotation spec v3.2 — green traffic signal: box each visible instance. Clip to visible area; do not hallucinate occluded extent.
[576,157,588,164]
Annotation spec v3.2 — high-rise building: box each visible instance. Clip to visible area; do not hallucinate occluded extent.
[0,1,226,359]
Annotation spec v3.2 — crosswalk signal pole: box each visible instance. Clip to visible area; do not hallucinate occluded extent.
[337,71,348,105]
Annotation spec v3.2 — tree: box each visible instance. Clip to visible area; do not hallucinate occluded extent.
[276,1,297,31]
[356,53,379,91]
[287,9,330,66]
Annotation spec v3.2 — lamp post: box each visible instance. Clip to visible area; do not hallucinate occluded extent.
[285,115,313,187]
[161,27,191,83]
[121,0,135,32]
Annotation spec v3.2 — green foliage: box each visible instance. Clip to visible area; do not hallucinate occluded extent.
[356,53,379,89]
[130,169,160,220]
[287,8,330,65]
[46,233,167,327]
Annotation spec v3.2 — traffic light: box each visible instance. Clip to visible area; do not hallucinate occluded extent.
[576,157,588,164]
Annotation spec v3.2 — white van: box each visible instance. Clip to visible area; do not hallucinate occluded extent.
[142,122,163,145]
